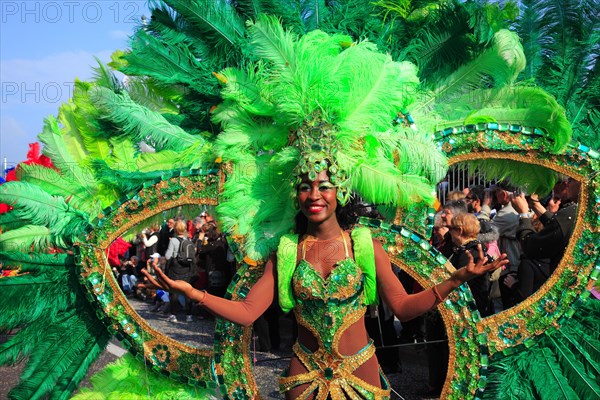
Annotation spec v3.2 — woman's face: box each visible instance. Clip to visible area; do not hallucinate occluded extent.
[449,225,462,246]
[440,208,454,227]
[297,170,338,225]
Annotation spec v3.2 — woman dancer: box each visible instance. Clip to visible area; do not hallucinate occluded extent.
[145,168,507,399]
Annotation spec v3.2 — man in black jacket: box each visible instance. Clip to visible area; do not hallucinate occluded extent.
[510,177,580,300]
[513,177,579,269]
[157,218,175,256]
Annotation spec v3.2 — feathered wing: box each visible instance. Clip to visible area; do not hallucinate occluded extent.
[1,1,594,399]
[162,0,246,53]
[0,225,52,252]
[466,159,560,196]
[120,29,210,93]
[0,253,110,400]
[91,87,204,151]
[16,164,103,216]
[0,182,90,248]
[37,117,98,198]
[484,299,600,400]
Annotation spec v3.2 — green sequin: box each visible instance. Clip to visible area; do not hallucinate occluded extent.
[293,257,364,352]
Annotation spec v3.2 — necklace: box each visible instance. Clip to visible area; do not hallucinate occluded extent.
[302,230,349,260]
[303,234,342,242]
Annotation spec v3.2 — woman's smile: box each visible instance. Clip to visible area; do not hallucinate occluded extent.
[298,170,338,223]
[307,203,326,213]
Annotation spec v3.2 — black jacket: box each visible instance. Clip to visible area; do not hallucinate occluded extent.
[517,203,577,271]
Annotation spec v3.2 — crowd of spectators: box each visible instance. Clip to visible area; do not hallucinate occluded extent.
[417,176,581,395]
[111,211,235,323]
[433,176,579,312]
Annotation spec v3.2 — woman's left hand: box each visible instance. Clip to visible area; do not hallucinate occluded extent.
[451,244,509,284]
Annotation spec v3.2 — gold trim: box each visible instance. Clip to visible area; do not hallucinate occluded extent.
[84,177,221,363]
[92,249,212,356]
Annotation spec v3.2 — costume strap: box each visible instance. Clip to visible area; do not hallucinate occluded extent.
[277,233,299,313]
[351,227,378,305]
[277,228,377,311]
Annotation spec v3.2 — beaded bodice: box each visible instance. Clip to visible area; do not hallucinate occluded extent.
[292,251,366,353]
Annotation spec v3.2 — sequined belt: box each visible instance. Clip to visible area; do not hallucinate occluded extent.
[279,340,390,399]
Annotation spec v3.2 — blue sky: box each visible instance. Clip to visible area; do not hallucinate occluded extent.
[1,0,150,171]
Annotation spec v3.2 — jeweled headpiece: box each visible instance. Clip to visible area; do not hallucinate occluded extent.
[290,111,350,204]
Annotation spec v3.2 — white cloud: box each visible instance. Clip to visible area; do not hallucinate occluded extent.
[1,50,113,107]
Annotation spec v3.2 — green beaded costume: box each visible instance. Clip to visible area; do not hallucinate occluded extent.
[277,227,390,399]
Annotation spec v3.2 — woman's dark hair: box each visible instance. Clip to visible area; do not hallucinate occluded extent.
[204,224,220,241]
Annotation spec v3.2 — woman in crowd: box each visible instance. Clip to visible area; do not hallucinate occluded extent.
[448,213,494,317]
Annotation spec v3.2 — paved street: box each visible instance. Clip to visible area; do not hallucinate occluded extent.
[1,298,437,399]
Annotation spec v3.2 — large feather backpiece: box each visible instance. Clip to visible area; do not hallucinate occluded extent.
[213,15,447,260]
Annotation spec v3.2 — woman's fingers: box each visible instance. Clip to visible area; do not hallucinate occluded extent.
[141,269,163,289]
[485,253,509,273]
[475,244,486,268]
[155,267,175,288]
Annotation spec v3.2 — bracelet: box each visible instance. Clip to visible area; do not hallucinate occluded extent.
[432,285,444,303]
[518,212,530,218]
[197,289,207,304]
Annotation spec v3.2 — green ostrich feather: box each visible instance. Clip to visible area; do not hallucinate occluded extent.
[484,299,600,400]
[0,182,90,248]
[213,15,445,259]
[72,353,217,400]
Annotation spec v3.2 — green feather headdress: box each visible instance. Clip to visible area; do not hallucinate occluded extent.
[213,15,446,260]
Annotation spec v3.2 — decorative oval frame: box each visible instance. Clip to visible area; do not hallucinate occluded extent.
[433,124,600,398]
[77,170,222,389]
[75,124,600,400]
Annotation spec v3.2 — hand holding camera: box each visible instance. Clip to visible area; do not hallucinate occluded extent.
[510,190,530,214]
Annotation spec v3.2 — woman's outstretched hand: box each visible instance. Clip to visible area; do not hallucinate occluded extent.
[451,244,509,284]
[141,266,193,297]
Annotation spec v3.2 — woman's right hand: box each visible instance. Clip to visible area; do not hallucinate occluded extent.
[141,267,193,297]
